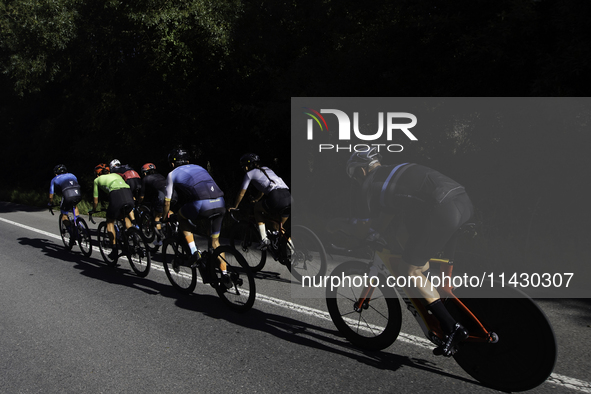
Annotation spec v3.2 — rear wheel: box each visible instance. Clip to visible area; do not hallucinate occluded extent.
[210,245,256,312]
[230,222,266,272]
[76,218,93,257]
[162,237,197,294]
[449,285,557,392]
[287,225,327,283]
[59,216,73,251]
[97,222,118,267]
[125,227,151,277]
[326,260,402,351]
[138,206,156,243]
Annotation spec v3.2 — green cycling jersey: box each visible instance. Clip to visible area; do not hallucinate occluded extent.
[93,173,130,198]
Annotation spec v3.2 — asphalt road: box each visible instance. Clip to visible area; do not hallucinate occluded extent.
[0,201,589,393]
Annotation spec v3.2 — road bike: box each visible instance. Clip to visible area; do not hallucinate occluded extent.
[50,205,92,257]
[89,208,152,277]
[228,209,327,283]
[325,224,556,392]
[162,212,256,312]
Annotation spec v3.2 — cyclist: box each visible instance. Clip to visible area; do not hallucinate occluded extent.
[138,162,170,246]
[229,153,292,249]
[338,147,473,357]
[92,163,137,258]
[161,148,230,285]
[48,164,83,239]
[109,159,142,201]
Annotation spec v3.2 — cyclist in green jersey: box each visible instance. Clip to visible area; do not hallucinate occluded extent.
[92,163,137,257]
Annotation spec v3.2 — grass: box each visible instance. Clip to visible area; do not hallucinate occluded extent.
[1,188,105,217]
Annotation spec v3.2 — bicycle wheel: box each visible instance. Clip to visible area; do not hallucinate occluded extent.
[287,225,327,283]
[326,260,402,351]
[138,206,156,243]
[229,222,266,272]
[449,285,557,392]
[162,237,197,294]
[209,245,256,312]
[76,218,93,257]
[125,227,151,277]
[97,222,118,267]
[59,216,73,251]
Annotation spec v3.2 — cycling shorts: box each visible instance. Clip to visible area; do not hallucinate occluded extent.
[107,189,135,220]
[60,186,82,214]
[179,197,226,237]
[262,188,292,218]
[401,192,473,267]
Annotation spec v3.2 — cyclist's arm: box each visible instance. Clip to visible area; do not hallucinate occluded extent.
[231,189,247,209]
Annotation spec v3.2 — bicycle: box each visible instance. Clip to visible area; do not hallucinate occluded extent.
[325,224,556,392]
[49,205,92,257]
[89,208,152,277]
[228,209,327,282]
[162,212,256,312]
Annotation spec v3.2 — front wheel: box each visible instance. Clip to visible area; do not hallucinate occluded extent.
[125,227,151,277]
[76,218,93,257]
[229,222,266,272]
[97,222,117,267]
[162,237,197,294]
[326,260,402,351]
[449,285,557,392]
[209,245,256,312]
[286,225,327,283]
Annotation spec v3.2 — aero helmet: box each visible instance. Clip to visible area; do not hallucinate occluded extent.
[94,163,110,176]
[53,164,67,175]
[345,147,382,179]
[141,163,156,176]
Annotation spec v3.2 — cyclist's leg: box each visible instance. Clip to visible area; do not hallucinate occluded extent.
[178,200,203,258]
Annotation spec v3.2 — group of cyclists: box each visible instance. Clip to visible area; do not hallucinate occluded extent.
[49,146,474,358]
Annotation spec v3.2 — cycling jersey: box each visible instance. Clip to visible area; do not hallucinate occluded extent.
[140,172,169,212]
[165,164,224,201]
[50,173,80,195]
[93,173,130,198]
[241,167,288,195]
[111,164,140,182]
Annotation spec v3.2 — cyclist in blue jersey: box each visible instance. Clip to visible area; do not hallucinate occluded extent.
[333,147,474,357]
[48,164,83,230]
[162,148,230,284]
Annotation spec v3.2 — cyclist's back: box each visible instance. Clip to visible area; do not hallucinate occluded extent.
[166,164,224,201]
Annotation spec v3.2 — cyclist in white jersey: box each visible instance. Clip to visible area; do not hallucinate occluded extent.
[230,153,292,248]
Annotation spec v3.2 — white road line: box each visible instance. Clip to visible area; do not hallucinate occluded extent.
[2,215,590,393]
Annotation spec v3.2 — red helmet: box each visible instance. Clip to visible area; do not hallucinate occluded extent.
[94,163,110,176]
[141,163,156,177]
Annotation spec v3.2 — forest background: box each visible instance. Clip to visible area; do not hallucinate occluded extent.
[1,0,590,277]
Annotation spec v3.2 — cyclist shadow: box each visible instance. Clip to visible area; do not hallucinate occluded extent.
[172,294,479,387]
[16,236,177,298]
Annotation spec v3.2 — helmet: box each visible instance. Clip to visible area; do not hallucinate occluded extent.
[109,159,121,169]
[168,148,189,166]
[345,147,382,179]
[94,163,110,176]
[141,163,156,177]
[240,153,260,168]
[53,164,67,175]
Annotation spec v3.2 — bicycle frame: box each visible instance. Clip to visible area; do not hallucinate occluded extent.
[362,248,496,345]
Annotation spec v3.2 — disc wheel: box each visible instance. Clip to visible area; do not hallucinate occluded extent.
[209,245,256,312]
[449,284,557,392]
[162,237,197,295]
[326,260,402,351]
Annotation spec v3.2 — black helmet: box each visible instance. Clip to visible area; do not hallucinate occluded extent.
[53,164,67,175]
[240,153,260,168]
[345,147,382,179]
[168,148,189,166]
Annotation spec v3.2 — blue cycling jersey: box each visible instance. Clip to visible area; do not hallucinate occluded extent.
[165,164,224,201]
[49,173,79,195]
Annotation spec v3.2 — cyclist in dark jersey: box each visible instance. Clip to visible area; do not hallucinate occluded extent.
[138,162,169,246]
[162,148,230,285]
[48,164,83,230]
[340,147,473,357]
[109,159,142,201]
